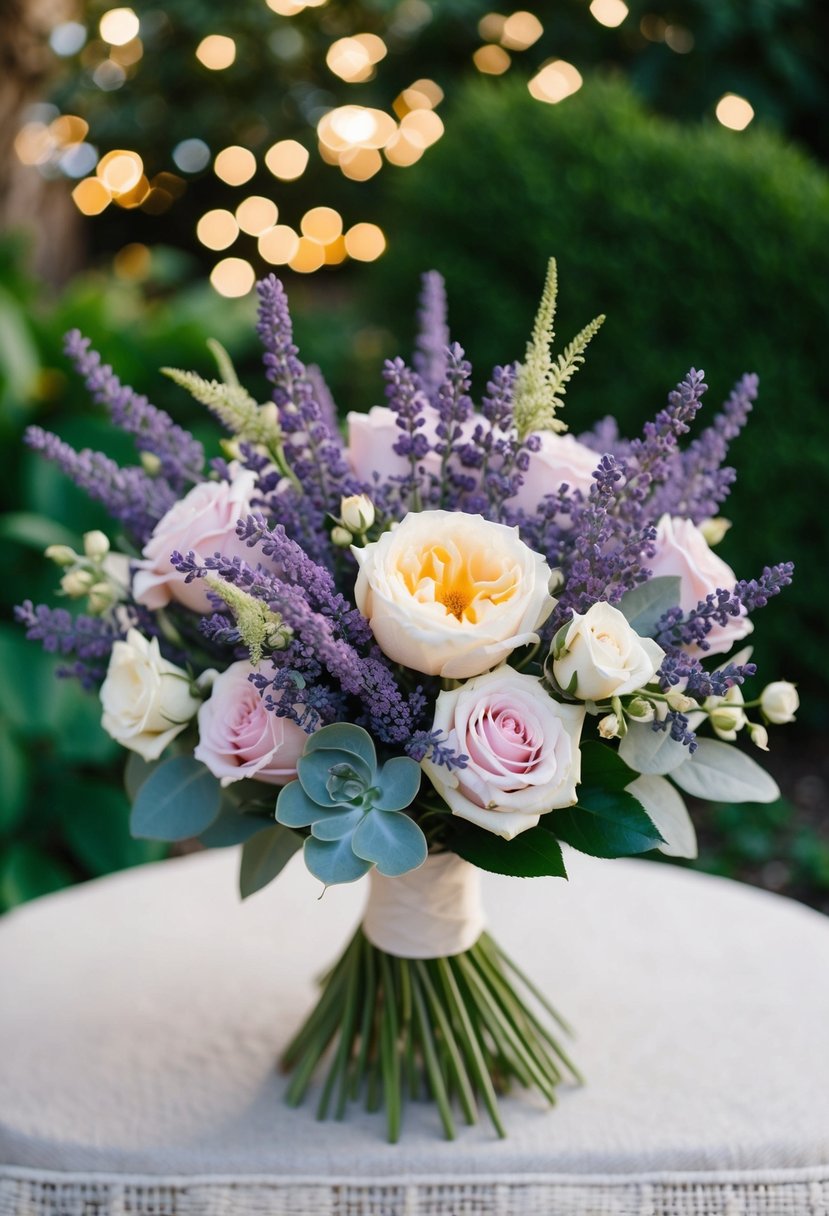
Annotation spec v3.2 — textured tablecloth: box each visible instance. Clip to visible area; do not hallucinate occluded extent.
[2,847,829,1215]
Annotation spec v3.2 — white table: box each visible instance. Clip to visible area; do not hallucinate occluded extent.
[2,848,829,1215]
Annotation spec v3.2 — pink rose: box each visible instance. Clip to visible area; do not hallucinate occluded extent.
[513,431,598,514]
[194,661,308,786]
[346,405,478,488]
[649,514,753,656]
[422,665,585,840]
[132,469,258,614]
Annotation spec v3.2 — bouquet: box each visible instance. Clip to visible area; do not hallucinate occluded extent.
[17,262,797,1141]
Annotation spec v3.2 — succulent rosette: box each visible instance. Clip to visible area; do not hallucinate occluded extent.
[18,261,796,1142]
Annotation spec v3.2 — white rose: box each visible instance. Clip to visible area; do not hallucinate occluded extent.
[761,681,799,725]
[100,628,201,760]
[422,666,585,840]
[353,509,555,679]
[132,468,259,614]
[649,514,753,656]
[340,493,375,533]
[552,602,665,701]
[512,431,599,514]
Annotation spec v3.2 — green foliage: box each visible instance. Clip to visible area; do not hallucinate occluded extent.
[617,577,682,638]
[450,820,567,878]
[129,755,222,841]
[547,742,664,857]
[239,825,302,899]
[373,78,829,721]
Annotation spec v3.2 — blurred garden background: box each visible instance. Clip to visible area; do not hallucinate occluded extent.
[1,0,827,913]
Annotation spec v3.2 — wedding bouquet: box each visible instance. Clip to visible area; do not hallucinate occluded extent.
[18,262,797,1141]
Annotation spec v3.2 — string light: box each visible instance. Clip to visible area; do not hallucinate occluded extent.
[326,34,387,83]
[301,206,342,243]
[172,138,211,173]
[289,237,325,273]
[210,257,256,297]
[96,149,143,194]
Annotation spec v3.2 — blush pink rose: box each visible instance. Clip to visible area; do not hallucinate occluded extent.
[421,666,585,840]
[194,661,308,786]
[132,469,258,614]
[346,405,478,487]
[512,431,599,514]
[649,514,753,656]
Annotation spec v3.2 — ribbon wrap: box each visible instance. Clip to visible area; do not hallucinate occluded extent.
[362,852,486,959]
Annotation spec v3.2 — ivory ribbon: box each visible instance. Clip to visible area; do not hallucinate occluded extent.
[362,852,486,959]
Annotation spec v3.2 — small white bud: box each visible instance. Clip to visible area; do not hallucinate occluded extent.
[340,493,375,533]
[626,697,655,723]
[259,402,279,428]
[749,722,769,751]
[548,568,565,596]
[760,681,799,725]
[331,526,353,548]
[45,544,77,566]
[83,530,110,560]
[61,569,95,597]
[699,517,732,546]
[220,438,242,461]
[598,712,622,740]
[705,685,746,742]
[87,581,117,614]
[666,690,696,713]
[140,451,162,476]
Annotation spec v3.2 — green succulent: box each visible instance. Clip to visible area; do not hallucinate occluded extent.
[275,724,426,886]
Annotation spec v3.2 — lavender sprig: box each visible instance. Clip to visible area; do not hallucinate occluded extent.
[432,342,474,508]
[656,562,794,651]
[64,330,204,488]
[14,600,121,688]
[658,651,757,699]
[406,730,468,771]
[384,356,431,511]
[413,270,450,399]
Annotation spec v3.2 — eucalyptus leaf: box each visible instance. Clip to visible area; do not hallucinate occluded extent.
[617,576,681,637]
[130,755,222,841]
[124,752,161,801]
[618,721,690,775]
[239,824,302,898]
[625,774,697,859]
[451,821,567,878]
[304,834,372,886]
[352,809,428,876]
[373,756,422,812]
[199,799,274,847]
[671,739,780,804]
[304,723,377,772]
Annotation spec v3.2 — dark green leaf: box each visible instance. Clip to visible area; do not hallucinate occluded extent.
[130,755,222,841]
[63,780,165,874]
[239,824,303,898]
[578,739,637,792]
[451,820,567,878]
[617,576,681,636]
[0,720,29,834]
[548,792,663,858]
[199,797,274,847]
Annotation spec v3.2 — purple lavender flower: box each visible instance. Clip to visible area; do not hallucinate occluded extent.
[413,271,450,399]
[383,356,432,511]
[14,600,121,688]
[64,330,204,488]
[656,562,794,652]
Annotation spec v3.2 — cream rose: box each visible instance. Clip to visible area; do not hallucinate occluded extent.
[353,510,555,678]
[513,431,599,513]
[422,666,585,839]
[551,602,665,701]
[132,468,259,614]
[194,661,308,786]
[100,628,200,760]
[649,514,753,656]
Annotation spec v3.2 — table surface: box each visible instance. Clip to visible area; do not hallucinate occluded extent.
[2,846,829,1183]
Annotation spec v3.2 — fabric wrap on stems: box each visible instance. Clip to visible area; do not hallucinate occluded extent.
[362,852,486,959]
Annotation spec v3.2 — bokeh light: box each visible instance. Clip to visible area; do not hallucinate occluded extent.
[528,60,583,104]
[715,94,755,130]
[113,243,151,279]
[71,177,112,215]
[173,138,211,173]
[99,8,140,46]
[500,12,543,51]
[214,145,256,185]
[196,35,237,70]
[259,225,301,264]
[301,206,342,243]
[210,257,256,297]
[236,195,278,235]
[289,237,326,273]
[473,45,511,75]
[196,209,240,250]
[344,222,386,261]
[326,34,387,83]
[97,149,143,193]
[339,146,383,180]
[589,0,629,29]
[50,22,87,56]
[265,139,309,180]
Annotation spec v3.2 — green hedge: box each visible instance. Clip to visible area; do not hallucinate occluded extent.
[369,77,829,722]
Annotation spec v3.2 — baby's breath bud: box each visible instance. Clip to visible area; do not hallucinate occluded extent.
[87,581,117,614]
[699,517,732,546]
[83,530,110,560]
[749,722,769,751]
[666,690,696,713]
[45,544,77,567]
[331,525,353,547]
[220,438,243,461]
[598,712,623,740]
[140,451,162,476]
[61,569,95,598]
[626,697,655,723]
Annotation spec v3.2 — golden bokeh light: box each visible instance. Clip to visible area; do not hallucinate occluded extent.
[97,149,144,194]
[236,195,278,235]
[344,222,386,262]
[214,145,256,185]
[72,177,112,215]
[210,257,256,298]
[110,37,143,66]
[589,0,629,27]
[500,11,543,50]
[50,115,89,144]
[301,206,342,243]
[258,225,301,265]
[324,236,347,265]
[196,34,237,70]
[715,93,754,131]
[142,187,174,214]
[289,237,326,274]
[265,0,306,14]
[478,13,506,42]
[152,171,185,198]
[383,130,424,167]
[113,173,150,208]
[14,123,54,166]
[665,25,694,52]
[326,33,386,83]
[113,243,151,279]
[528,59,583,104]
[265,139,309,180]
[99,7,140,46]
[473,44,511,74]
[400,109,444,148]
[339,146,383,180]
[197,209,240,250]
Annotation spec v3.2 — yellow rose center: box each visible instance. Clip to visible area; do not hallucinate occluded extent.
[401,541,518,624]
